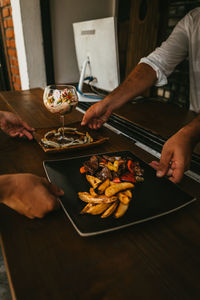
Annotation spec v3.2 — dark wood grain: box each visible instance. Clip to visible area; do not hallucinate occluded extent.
[0,88,199,300]
[114,99,197,138]
[126,0,160,77]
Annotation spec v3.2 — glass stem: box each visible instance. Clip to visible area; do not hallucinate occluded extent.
[60,114,65,137]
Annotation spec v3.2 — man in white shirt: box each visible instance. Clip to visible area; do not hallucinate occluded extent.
[140,7,200,113]
[81,8,200,183]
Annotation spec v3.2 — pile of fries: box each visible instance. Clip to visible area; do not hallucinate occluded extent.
[78,155,144,218]
[79,174,136,218]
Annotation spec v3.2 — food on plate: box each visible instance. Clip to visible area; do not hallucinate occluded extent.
[41,127,93,149]
[101,201,118,218]
[80,203,93,214]
[78,154,144,218]
[114,202,129,219]
[123,189,132,198]
[105,182,134,197]
[86,175,101,189]
[98,179,110,194]
[82,202,111,215]
[118,192,131,205]
[89,187,98,197]
[78,192,117,204]
[80,154,144,182]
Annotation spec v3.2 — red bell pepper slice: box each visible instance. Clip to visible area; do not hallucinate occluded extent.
[80,166,86,174]
[112,177,121,183]
[101,158,106,163]
[121,172,136,183]
[127,160,134,174]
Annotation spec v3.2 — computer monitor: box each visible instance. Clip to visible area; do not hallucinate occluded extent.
[73,17,120,102]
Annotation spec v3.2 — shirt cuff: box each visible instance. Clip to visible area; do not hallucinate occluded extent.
[139,57,168,87]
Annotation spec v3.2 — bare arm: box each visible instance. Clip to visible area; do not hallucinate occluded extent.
[81,63,157,129]
[104,63,157,110]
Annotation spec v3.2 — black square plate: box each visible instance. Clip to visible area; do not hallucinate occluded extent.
[43,151,196,236]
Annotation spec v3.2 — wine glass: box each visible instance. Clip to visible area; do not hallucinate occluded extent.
[43,84,78,138]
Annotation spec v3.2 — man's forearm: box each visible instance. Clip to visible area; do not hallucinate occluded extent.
[103,63,157,111]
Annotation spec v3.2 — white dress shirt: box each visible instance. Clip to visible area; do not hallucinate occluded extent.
[140,7,200,113]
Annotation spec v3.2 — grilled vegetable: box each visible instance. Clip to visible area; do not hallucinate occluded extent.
[121,172,136,183]
[127,160,134,173]
[80,166,86,174]
[107,160,119,172]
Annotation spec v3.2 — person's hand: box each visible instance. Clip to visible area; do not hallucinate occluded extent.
[81,100,112,129]
[0,111,34,140]
[0,174,64,219]
[149,130,194,183]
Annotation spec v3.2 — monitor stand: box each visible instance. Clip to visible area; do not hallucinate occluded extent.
[77,57,103,102]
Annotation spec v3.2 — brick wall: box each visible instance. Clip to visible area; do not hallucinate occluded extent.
[0,0,21,90]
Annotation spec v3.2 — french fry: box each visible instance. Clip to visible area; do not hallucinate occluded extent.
[86,175,102,189]
[110,181,116,185]
[79,155,144,219]
[80,203,94,214]
[98,179,110,194]
[115,202,129,218]
[118,192,131,205]
[78,192,117,204]
[90,187,98,197]
[101,201,118,218]
[105,182,134,197]
[88,203,111,215]
[123,189,132,198]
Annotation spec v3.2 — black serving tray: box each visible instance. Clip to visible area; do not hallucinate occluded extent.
[43,151,196,236]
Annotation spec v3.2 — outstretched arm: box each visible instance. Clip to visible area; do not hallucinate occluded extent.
[81,12,190,130]
[81,63,157,129]
[0,111,34,140]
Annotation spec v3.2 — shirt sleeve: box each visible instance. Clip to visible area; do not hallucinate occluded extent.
[139,14,189,87]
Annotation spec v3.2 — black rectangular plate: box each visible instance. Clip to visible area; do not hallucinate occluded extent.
[43,151,196,236]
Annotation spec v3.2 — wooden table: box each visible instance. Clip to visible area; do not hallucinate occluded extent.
[0,88,199,300]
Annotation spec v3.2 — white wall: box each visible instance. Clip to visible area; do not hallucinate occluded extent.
[11,0,46,89]
[50,0,117,84]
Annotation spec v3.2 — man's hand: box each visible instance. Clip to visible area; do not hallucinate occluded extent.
[0,174,64,219]
[149,129,194,183]
[81,100,112,129]
[0,111,34,140]
[81,63,157,130]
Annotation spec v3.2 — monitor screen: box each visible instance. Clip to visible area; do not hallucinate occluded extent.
[73,17,120,101]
